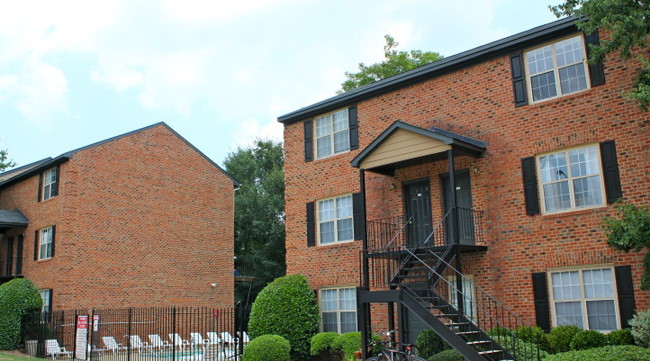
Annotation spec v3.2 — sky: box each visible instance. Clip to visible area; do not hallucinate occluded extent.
[0,0,563,169]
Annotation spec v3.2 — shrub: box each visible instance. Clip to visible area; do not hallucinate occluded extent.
[607,328,635,345]
[242,334,291,361]
[248,275,319,361]
[487,326,513,338]
[629,309,650,346]
[543,345,650,361]
[311,332,340,356]
[428,349,463,361]
[569,330,607,350]
[548,325,581,353]
[513,326,549,351]
[416,329,449,359]
[0,279,42,350]
[493,336,549,361]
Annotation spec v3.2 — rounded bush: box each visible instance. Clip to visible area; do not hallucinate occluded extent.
[248,275,319,361]
[493,336,549,361]
[310,332,340,356]
[570,330,607,350]
[427,349,464,361]
[607,328,634,346]
[416,329,449,359]
[548,325,581,353]
[513,326,549,351]
[629,309,650,347]
[543,345,650,361]
[332,332,362,361]
[487,326,513,338]
[242,334,290,361]
[0,279,42,350]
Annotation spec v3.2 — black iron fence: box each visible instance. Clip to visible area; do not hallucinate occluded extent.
[21,307,240,361]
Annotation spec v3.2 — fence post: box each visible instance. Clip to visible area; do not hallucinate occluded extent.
[172,307,176,360]
[127,308,132,361]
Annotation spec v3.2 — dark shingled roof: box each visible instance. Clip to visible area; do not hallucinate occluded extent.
[0,210,28,228]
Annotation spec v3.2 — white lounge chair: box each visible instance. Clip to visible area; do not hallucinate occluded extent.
[45,339,72,360]
[206,332,222,345]
[169,333,191,350]
[149,334,172,351]
[102,336,127,354]
[190,332,210,351]
[219,332,236,346]
[202,343,221,361]
[237,331,250,345]
[129,335,153,353]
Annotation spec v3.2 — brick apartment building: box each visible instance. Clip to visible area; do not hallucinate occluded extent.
[0,122,238,311]
[279,17,649,360]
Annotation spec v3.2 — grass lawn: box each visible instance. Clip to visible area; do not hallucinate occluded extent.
[0,352,35,361]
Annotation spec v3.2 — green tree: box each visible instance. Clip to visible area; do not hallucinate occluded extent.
[339,35,443,93]
[223,140,285,309]
[0,279,42,350]
[550,0,650,110]
[0,140,16,171]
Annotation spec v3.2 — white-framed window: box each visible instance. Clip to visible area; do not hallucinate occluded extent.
[525,35,589,102]
[320,287,357,333]
[318,195,354,245]
[549,267,619,331]
[449,276,476,323]
[537,144,605,214]
[43,167,58,200]
[39,226,54,260]
[315,108,349,159]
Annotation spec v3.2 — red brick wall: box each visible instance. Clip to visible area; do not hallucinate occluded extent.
[0,124,235,310]
[283,32,649,328]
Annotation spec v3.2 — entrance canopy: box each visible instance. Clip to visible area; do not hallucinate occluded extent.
[0,210,28,232]
[350,121,487,175]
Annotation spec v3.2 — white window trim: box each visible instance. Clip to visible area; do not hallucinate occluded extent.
[314,108,350,160]
[319,286,357,333]
[39,226,53,260]
[547,265,621,331]
[43,167,57,201]
[524,34,591,103]
[317,194,354,246]
[535,143,607,214]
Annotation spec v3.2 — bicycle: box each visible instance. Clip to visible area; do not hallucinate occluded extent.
[365,330,427,361]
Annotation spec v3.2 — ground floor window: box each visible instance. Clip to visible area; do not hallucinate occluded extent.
[320,287,357,333]
[549,267,618,331]
[449,276,475,322]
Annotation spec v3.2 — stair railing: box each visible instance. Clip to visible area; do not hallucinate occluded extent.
[402,247,543,361]
[385,216,413,250]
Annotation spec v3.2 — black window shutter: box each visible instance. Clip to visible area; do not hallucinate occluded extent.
[304,119,314,162]
[585,31,606,87]
[532,272,551,332]
[615,265,636,328]
[47,289,53,316]
[5,238,13,275]
[38,173,43,202]
[521,157,540,216]
[34,230,39,261]
[600,140,622,204]
[16,235,23,275]
[51,225,56,258]
[353,192,365,241]
[306,202,315,247]
[349,105,359,150]
[52,166,60,197]
[510,53,528,107]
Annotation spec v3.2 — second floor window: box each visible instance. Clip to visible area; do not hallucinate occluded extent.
[318,195,353,245]
[39,226,54,260]
[525,35,589,102]
[315,109,350,159]
[42,167,58,201]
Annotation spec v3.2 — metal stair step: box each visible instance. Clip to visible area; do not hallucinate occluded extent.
[455,331,481,335]
[445,322,470,326]
[478,349,503,355]
[466,340,491,345]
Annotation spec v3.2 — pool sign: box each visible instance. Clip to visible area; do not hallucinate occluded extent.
[93,315,100,332]
[75,315,89,359]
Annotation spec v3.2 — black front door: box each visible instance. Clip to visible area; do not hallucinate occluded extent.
[404,179,433,247]
[442,169,475,245]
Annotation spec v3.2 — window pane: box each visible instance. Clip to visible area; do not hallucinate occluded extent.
[569,146,600,177]
[315,116,330,137]
[559,63,588,95]
[586,300,617,331]
[555,301,584,328]
[531,72,558,101]
[321,313,338,332]
[552,271,581,300]
[555,36,585,67]
[320,221,335,245]
[527,45,554,75]
[321,290,337,311]
[573,176,603,208]
[333,130,350,153]
[339,288,356,311]
[540,152,568,183]
[336,196,353,218]
[319,199,335,221]
[340,312,357,333]
[583,269,614,299]
[543,181,571,212]
[316,136,331,158]
[337,219,353,242]
[332,110,348,132]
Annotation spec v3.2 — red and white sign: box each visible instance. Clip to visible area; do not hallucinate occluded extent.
[75,315,89,359]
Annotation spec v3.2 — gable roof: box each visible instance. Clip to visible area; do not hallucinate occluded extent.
[0,122,240,189]
[0,210,28,228]
[278,16,582,125]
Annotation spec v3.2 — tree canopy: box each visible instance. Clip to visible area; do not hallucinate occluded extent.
[0,141,16,172]
[223,139,285,307]
[339,35,443,93]
[551,0,650,110]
